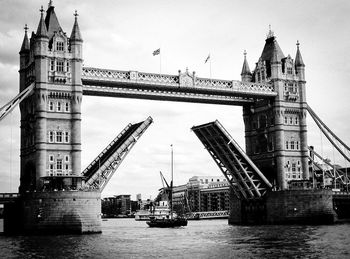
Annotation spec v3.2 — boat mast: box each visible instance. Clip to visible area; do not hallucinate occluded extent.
[171,144,173,219]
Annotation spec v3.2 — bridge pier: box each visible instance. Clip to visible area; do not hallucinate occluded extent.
[229,188,336,225]
[3,191,101,235]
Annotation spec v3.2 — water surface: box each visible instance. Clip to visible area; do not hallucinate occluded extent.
[0,219,349,258]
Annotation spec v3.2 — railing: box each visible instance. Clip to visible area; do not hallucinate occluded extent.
[192,120,272,200]
[45,169,74,177]
[82,67,276,97]
[0,193,20,199]
[187,210,229,219]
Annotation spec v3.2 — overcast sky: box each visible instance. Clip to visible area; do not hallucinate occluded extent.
[1,0,350,199]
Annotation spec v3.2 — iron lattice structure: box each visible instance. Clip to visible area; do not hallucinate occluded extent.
[0,83,34,121]
[81,67,277,105]
[192,120,272,199]
[82,116,153,191]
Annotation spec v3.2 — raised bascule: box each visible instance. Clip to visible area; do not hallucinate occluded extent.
[1,2,350,233]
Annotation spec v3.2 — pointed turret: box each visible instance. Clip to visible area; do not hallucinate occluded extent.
[45,1,63,39]
[295,40,305,67]
[20,24,30,54]
[36,6,48,38]
[70,10,83,42]
[241,50,252,82]
[295,41,305,80]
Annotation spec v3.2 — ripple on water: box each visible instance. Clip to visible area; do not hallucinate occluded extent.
[0,219,350,258]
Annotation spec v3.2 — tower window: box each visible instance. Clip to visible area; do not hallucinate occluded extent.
[57,102,62,112]
[285,141,289,149]
[65,102,69,112]
[292,163,296,172]
[296,141,299,149]
[50,60,55,71]
[49,155,54,162]
[290,141,295,150]
[65,164,69,170]
[49,101,54,111]
[56,60,64,72]
[284,116,288,124]
[56,42,64,51]
[56,132,63,143]
[49,131,54,143]
[57,159,63,170]
[66,62,70,72]
[287,67,293,75]
[289,117,293,124]
[65,155,69,162]
[295,117,298,125]
[64,132,69,143]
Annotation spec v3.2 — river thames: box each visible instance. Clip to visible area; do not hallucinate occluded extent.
[0,219,350,258]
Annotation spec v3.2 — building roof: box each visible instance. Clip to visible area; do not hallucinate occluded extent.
[241,51,251,75]
[20,25,30,53]
[295,41,305,67]
[45,4,63,39]
[260,36,285,63]
[36,7,48,38]
[70,11,83,42]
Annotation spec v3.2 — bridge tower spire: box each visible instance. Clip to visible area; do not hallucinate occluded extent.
[19,3,84,192]
[243,29,309,190]
[241,50,252,82]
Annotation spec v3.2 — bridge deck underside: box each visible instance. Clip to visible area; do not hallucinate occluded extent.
[82,67,276,105]
[82,117,153,191]
[192,120,272,199]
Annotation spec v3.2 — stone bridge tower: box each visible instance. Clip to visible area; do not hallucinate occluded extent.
[19,3,83,192]
[242,29,308,190]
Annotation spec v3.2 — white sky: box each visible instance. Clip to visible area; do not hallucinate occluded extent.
[1,0,350,200]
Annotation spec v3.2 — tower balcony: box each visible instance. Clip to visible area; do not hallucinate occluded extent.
[284,91,299,101]
[46,169,73,177]
[48,71,72,84]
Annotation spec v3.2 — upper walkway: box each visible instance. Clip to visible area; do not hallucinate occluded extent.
[82,67,277,105]
[0,193,19,203]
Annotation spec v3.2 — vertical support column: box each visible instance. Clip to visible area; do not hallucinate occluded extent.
[70,34,83,178]
[34,36,49,190]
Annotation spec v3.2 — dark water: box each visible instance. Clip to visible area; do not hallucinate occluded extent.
[0,219,350,258]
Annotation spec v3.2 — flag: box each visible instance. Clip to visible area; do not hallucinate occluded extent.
[205,54,210,63]
[153,48,160,56]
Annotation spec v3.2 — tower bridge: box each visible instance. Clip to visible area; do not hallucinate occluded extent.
[1,2,350,233]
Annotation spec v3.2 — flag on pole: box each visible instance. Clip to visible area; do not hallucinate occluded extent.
[153,48,160,56]
[204,54,210,63]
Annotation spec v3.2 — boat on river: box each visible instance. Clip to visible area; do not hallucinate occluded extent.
[146,145,188,228]
[147,214,188,228]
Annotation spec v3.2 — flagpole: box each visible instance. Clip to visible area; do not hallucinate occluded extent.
[160,50,162,74]
[209,53,212,80]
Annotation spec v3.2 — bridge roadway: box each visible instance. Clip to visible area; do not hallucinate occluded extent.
[81,67,277,105]
[0,193,19,203]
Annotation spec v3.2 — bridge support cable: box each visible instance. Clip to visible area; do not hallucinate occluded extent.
[309,147,350,185]
[307,105,350,163]
[0,83,35,121]
[82,116,153,191]
[191,120,272,199]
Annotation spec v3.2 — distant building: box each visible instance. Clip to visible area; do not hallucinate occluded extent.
[160,175,230,213]
[102,194,131,216]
